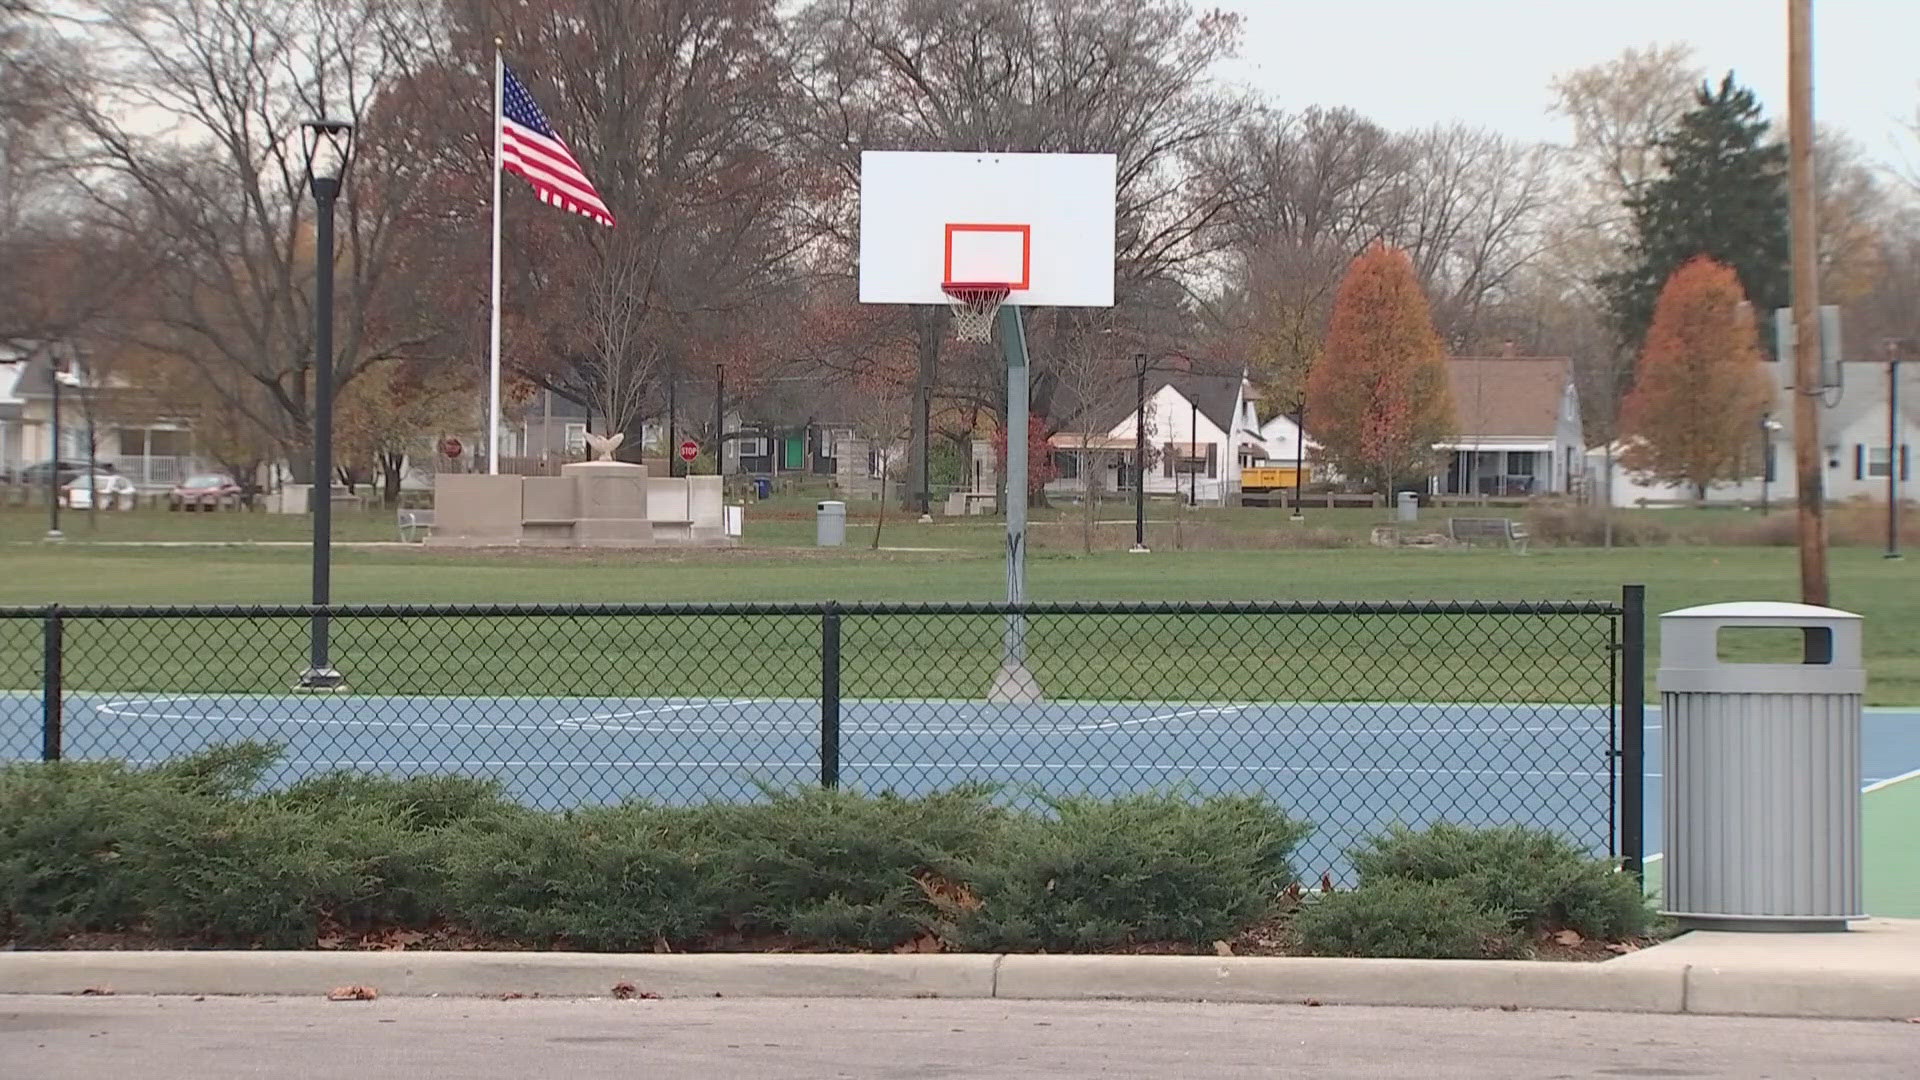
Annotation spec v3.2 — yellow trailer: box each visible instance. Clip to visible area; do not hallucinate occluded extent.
[1242,465,1307,491]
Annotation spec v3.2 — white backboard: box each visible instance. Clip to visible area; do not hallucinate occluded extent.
[857,151,1116,307]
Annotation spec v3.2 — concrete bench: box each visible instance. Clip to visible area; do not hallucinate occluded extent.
[397,508,435,543]
[1448,516,1529,553]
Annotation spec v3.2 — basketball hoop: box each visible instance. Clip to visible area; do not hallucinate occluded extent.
[942,282,1011,344]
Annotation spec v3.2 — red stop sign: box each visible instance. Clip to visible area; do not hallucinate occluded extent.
[678,439,700,462]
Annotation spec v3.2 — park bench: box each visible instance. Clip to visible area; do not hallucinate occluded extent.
[397,507,435,543]
[1448,516,1529,554]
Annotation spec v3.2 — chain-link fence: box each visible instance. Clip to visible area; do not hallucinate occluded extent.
[0,591,1646,883]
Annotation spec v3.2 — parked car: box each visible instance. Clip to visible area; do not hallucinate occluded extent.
[62,472,139,510]
[168,473,242,511]
[12,459,107,488]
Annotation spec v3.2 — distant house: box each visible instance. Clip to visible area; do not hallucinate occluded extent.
[0,343,27,475]
[9,343,208,487]
[1436,356,1585,497]
[1047,369,1266,506]
[1592,357,1917,506]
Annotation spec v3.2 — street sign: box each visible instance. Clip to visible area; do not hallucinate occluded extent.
[678,439,700,462]
[439,436,463,459]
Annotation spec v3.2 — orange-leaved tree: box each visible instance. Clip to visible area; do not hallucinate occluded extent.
[1619,256,1772,498]
[1305,242,1456,493]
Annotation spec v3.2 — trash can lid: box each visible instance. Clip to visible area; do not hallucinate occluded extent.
[1661,601,1860,621]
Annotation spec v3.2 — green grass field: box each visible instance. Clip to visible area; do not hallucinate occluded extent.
[1,507,1916,701]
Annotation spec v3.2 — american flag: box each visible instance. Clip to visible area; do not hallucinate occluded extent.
[500,64,615,227]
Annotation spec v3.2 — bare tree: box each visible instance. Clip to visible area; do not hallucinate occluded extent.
[786,0,1249,505]
[54,0,451,478]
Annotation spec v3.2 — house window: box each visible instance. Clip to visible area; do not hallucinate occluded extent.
[1055,451,1080,480]
[1506,452,1535,476]
[564,423,588,454]
[1162,442,1175,478]
[1866,447,1892,479]
[1206,444,1218,479]
[738,435,768,459]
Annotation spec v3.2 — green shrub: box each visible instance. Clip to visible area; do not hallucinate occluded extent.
[0,759,167,941]
[126,797,411,947]
[1350,822,1651,940]
[710,785,1007,949]
[1293,877,1519,958]
[271,771,519,832]
[952,793,1309,951]
[443,804,730,951]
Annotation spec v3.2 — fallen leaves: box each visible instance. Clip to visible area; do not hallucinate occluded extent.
[893,932,943,954]
[327,986,379,1001]
[1302,997,1322,1007]
[1552,929,1584,947]
[1604,941,1641,955]
[611,981,660,1001]
[77,986,113,997]
[1213,940,1234,957]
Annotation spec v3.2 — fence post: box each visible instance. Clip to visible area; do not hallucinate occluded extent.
[42,605,63,762]
[1620,583,1646,880]
[820,601,841,789]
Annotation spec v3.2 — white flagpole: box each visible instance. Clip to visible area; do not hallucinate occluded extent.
[487,40,504,476]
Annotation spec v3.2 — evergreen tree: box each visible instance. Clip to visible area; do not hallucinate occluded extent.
[1600,74,1789,350]
[1305,242,1455,494]
[1619,257,1773,498]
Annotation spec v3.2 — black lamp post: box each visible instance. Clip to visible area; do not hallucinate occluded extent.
[299,118,353,690]
[45,361,77,540]
[1291,397,1306,522]
[1759,412,1782,516]
[1131,352,1148,552]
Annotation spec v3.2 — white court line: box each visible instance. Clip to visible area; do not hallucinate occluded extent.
[1863,766,1920,794]
[79,695,1613,738]
[181,759,1612,778]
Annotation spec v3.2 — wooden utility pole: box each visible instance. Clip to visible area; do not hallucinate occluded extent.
[1788,0,1829,605]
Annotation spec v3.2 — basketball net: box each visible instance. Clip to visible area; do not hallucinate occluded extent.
[941,283,1010,344]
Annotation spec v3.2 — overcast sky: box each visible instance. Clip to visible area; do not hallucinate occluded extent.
[1213,0,1919,167]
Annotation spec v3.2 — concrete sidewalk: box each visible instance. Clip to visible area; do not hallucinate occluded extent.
[9,997,1917,1080]
[3,919,1916,1020]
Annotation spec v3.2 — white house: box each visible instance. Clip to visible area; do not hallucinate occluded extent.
[1436,356,1586,496]
[1593,357,1918,507]
[1047,370,1266,506]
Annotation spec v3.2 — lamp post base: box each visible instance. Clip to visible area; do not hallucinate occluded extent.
[987,660,1042,704]
[44,530,63,542]
[1128,544,1150,553]
[296,666,347,691]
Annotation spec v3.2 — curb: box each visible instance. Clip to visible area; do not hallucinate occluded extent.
[0,952,998,1001]
[5,950,1915,1020]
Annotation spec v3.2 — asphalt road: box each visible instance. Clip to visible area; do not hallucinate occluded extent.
[6,996,1916,1079]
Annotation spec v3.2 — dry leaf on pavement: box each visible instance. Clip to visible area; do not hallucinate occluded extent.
[327,986,379,1001]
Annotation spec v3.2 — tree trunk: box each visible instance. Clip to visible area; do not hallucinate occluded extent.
[871,462,887,550]
[380,451,404,508]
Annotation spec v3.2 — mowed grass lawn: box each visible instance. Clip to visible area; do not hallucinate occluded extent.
[0,505,1915,702]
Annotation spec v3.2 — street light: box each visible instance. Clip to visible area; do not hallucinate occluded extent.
[1131,352,1149,552]
[299,117,353,690]
[45,362,81,541]
[1885,338,1910,561]
[1759,413,1783,516]
[1290,397,1307,522]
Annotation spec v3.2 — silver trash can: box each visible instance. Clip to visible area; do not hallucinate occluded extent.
[815,500,846,547]
[1659,602,1865,931]
[1396,491,1418,522]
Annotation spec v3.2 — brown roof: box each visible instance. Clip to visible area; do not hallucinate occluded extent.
[1446,357,1573,439]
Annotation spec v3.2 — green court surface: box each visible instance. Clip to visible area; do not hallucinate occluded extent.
[1862,770,1920,917]
[1643,767,1920,919]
